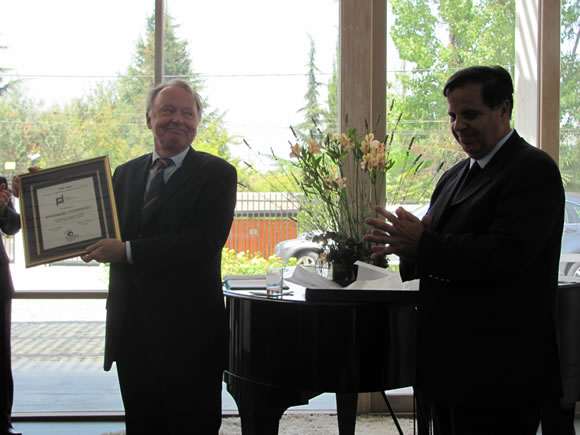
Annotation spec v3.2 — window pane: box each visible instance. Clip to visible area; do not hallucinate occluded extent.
[386,0,516,203]
[1,0,154,414]
[166,0,339,170]
[560,0,580,280]
[165,0,339,263]
[12,299,122,413]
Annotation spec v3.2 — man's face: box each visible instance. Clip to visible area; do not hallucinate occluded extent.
[146,86,199,157]
[446,83,510,160]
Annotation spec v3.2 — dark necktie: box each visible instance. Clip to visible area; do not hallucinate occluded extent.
[142,158,174,218]
[457,161,482,195]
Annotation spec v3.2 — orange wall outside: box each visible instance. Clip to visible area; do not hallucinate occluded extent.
[226,218,297,258]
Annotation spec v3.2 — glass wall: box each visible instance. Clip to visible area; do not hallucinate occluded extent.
[559,1,580,279]
[1,0,153,414]
[0,0,573,417]
[1,0,340,415]
[385,0,516,204]
[165,0,339,171]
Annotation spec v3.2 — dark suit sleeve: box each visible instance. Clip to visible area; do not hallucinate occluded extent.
[130,158,237,270]
[409,148,564,283]
[0,201,21,236]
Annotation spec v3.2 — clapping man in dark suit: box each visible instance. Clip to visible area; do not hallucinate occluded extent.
[0,177,21,435]
[365,66,564,434]
[82,79,237,434]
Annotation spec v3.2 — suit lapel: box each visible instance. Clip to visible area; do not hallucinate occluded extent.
[429,131,522,231]
[113,154,151,239]
[452,131,521,206]
[428,159,469,229]
[140,148,201,225]
[450,165,487,205]
[136,155,152,207]
[164,148,201,199]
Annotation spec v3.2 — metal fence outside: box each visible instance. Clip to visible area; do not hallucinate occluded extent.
[226,192,304,258]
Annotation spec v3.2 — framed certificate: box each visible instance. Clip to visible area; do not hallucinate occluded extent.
[18,156,121,267]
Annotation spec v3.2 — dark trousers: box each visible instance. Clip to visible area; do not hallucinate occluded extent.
[417,390,542,435]
[115,334,223,435]
[540,398,576,435]
[0,300,14,430]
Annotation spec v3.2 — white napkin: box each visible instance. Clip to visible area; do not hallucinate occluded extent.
[286,262,419,291]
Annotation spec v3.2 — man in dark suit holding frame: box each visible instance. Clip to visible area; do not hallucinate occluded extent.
[0,178,21,435]
[83,79,237,434]
[365,66,564,434]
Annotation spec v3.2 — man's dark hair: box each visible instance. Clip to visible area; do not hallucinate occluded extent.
[443,65,514,118]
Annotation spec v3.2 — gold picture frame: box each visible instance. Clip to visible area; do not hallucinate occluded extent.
[18,156,120,267]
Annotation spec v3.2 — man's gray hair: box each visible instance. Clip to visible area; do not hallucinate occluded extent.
[146,78,203,123]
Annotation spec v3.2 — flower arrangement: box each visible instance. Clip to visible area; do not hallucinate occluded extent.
[288,124,394,285]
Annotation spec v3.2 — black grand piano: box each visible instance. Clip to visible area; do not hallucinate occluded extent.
[224,284,419,434]
[225,281,580,434]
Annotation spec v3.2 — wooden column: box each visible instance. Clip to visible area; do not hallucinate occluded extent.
[339,0,387,224]
[538,0,560,163]
[339,0,387,413]
[154,0,165,85]
[515,0,560,163]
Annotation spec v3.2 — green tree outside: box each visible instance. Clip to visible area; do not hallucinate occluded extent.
[387,0,579,192]
[0,12,237,177]
[559,1,580,191]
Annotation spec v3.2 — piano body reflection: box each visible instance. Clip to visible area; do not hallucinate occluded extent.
[224,285,418,434]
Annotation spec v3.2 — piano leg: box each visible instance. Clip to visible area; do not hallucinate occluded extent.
[237,404,286,435]
[226,373,318,434]
[336,393,357,435]
[414,388,432,435]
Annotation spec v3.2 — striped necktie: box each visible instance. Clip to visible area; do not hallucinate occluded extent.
[142,158,174,218]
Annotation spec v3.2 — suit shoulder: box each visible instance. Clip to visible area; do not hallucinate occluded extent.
[500,135,563,193]
[114,154,151,175]
[508,131,554,162]
[195,151,237,173]
[512,138,560,176]
[520,141,557,164]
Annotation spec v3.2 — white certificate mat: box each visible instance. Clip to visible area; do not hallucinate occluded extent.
[37,177,102,250]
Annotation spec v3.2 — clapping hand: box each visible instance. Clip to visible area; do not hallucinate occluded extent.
[364,206,430,261]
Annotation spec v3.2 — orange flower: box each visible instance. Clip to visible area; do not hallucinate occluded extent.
[335,177,347,188]
[338,133,354,151]
[361,133,375,154]
[290,143,301,158]
[308,139,323,154]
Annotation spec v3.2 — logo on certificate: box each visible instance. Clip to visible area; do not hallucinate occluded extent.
[64,230,77,242]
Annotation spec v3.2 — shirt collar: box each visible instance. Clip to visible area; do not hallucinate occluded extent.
[470,128,514,169]
[150,147,190,169]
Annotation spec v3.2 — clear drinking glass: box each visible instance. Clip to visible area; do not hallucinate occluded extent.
[265,266,284,296]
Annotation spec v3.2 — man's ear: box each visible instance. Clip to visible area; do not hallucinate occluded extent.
[146,113,152,129]
[501,99,511,119]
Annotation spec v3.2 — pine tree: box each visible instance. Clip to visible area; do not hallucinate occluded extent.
[295,35,326,140]
[117,13,205,112]
[321,39,339,135]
